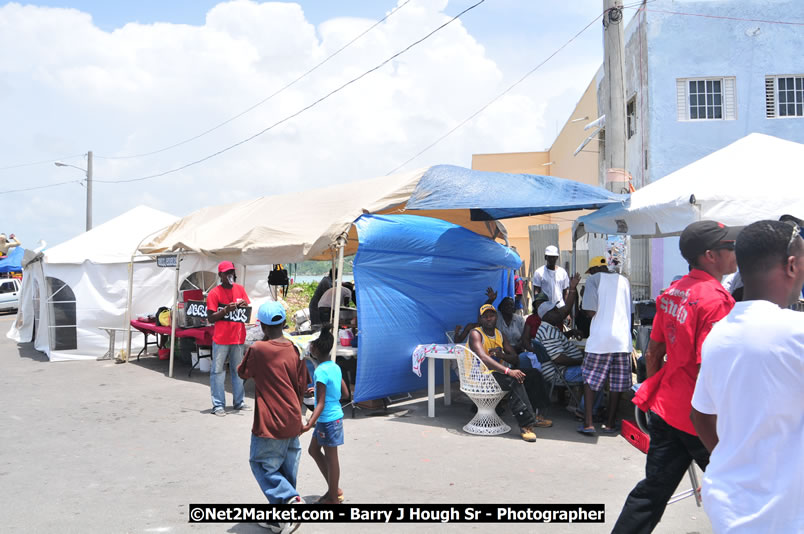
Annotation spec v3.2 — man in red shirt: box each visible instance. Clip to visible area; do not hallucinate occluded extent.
[207,261,251,416]
[612,221,740,534]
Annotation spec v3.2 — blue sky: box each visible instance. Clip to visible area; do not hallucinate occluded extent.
[1,0,615,246]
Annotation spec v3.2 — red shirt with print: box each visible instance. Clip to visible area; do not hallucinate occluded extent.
[634,269,734,435]
[207,284,250,345]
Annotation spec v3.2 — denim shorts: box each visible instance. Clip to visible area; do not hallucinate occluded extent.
[313,419,344,447]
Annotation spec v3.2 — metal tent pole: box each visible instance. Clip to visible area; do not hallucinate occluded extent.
[168,251,183,378]
[329,234,347,362]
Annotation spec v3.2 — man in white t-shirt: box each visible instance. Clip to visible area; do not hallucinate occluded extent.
[691,220,804,534]
[579,257,633,434]
[533,245,569,307]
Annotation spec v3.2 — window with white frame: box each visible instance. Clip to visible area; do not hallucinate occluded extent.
[676,77,736,121]
[765,75,804,118]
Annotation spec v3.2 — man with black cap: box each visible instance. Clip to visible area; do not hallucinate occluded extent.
[207,261,251,416]
[612,220,740,534]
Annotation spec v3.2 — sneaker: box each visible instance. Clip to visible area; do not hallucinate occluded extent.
[212,408,226,417]
[533,415,553,428]
[234,403,251,411]
[278,497,303,534]
[520,427,537,442]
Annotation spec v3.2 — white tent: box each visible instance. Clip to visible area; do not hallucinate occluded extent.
[575,134,804,238]
[7,206,271,361]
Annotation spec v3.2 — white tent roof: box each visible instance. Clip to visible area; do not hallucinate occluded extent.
[45,206,178,264]
[139,168,505,264]
[575,133,804,238]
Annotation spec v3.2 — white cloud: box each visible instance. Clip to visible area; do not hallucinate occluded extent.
[0,0,600,248]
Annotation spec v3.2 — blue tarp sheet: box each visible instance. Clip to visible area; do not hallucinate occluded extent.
[0,247,23,273]
[407,164,627,220]
[352,214,521,402]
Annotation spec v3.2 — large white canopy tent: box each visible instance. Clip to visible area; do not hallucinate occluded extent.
[575,134,804,238]
[573,134,804,293]
[6,206,271,361]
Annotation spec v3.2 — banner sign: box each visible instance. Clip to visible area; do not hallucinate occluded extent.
[216,305,252,324]
[185,301,208,318]
[157,255,178,268]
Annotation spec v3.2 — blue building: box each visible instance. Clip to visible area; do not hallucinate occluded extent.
[600,0,804,294]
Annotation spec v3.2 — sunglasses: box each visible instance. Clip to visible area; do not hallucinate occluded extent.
[786,224,801,256]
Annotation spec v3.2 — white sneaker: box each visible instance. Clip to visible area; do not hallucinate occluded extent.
[277,496,303,533]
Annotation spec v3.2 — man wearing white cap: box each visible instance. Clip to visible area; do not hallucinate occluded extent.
[207,260,251,416]
[533,245,570,307]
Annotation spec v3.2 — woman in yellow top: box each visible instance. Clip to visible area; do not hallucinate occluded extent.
[467,304,552,442]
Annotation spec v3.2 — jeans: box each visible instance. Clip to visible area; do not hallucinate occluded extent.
[611,412,710,534]
[210,343,245,410]
[493,372,538,428]
[249,434,301,504]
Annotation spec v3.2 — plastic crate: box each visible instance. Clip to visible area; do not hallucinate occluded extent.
[621,419,650,454]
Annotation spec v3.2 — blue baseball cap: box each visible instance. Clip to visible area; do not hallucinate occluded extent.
[257,301,286,325]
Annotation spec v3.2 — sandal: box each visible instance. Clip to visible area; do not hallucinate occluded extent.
[314,495,341,505]
[601,423,620,434]
[576,424,596,436]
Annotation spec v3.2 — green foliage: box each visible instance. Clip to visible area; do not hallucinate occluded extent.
[284,281,318,330]
[292,258,354,276]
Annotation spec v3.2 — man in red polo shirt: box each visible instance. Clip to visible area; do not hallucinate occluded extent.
[612,221,739,534]
[207,261,251,417]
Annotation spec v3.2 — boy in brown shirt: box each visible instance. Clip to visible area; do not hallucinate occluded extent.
[237,301,310,512]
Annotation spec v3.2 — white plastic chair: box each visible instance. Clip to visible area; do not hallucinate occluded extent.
[453,345,510,436]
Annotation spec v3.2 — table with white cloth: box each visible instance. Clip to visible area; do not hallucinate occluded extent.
[411,343,461,417]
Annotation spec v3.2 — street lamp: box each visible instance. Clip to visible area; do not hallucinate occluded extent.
[55,151,93,231]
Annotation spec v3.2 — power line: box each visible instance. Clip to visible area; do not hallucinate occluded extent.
[96,0,413,161]
[386,11,604,175]
[0,179,83,195]
[0,153,85,172]
[90,0,486,185]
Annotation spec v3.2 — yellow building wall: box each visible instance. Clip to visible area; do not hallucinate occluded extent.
[471,77,600,274]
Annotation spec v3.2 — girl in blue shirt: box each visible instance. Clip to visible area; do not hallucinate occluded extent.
[302,324,349,504]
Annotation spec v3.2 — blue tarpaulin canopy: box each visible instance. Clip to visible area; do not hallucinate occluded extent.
[352,214,521,403]
[407,165,627,221]
[0,246,23,273]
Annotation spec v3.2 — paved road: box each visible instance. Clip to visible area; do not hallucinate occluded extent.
[0,313,711,533]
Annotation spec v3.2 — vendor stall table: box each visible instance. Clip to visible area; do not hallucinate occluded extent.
[130,319,214,375]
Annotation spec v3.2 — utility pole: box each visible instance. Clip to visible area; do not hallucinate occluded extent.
[86,150,93,231]
[54,150,94,231]
[603,0,632,278]
[603,0,628,186]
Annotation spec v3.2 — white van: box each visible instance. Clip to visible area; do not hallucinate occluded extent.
[0,278,21,312]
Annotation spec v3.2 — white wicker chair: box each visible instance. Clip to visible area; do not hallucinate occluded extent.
[453,345,511,435]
